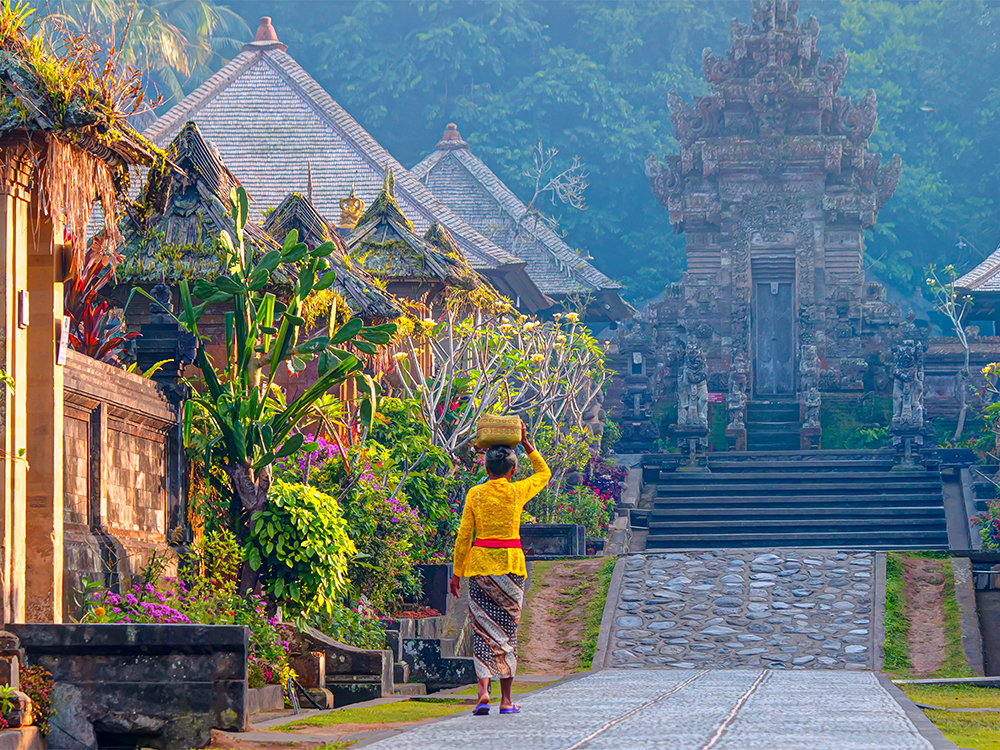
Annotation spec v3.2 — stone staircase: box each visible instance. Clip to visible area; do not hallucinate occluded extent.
[746,400,801,451]
[646,450,949,550]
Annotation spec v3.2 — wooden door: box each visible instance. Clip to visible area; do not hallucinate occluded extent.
[753,280,795,395]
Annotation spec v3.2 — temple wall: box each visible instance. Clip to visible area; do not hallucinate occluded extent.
[61,350,185,621]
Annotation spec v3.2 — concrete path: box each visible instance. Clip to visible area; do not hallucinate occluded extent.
[358,669,953,749]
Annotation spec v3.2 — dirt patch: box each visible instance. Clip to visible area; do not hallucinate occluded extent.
[519,558,603,675]
[904,557,947,676]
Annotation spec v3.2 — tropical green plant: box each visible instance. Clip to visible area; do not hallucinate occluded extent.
[245,480,356,613]
[41,0,248,104]
[311,448,425,613]
[133,186,395,592]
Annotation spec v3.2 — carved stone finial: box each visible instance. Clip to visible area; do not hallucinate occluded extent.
[339,185,365,229]
[243,16,288,52]
[435,122,470,151]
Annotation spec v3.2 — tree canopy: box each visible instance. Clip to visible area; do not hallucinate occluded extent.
[145,0,1000,302]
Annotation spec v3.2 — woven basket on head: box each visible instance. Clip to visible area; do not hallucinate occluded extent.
[475,414,521,449]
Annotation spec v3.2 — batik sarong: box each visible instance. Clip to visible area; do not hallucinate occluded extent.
[468,573,525,680]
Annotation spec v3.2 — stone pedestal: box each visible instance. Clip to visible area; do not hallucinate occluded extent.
[672,426,710,471]
[800,425,822,450]
[726,426,747,452]
[890,427,928,470]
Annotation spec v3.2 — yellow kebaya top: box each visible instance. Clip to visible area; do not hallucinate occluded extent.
[452,450,551,578]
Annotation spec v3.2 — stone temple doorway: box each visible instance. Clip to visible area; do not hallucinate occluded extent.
[752,257,796,396]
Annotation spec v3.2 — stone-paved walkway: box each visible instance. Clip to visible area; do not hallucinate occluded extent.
[608,550,878,669]
[359,669,945,749]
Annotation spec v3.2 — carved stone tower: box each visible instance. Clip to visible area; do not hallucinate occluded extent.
[646,0,901,451]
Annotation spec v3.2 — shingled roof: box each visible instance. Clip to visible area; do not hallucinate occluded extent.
[142,17,551,313]
[117,121,281,282]
[263,191,402,320]
[411,124,635,322]
[956,249,1000,293]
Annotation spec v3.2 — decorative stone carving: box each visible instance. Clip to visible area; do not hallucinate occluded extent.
[800,344,821,428]
[677,339,709,429]
[891,340,925,430]
[727,353,748,431]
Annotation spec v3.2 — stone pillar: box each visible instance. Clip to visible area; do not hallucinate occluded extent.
[0,158,31,626]
[24,206,64,623]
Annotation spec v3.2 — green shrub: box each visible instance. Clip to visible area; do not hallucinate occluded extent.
[246,480,356,614]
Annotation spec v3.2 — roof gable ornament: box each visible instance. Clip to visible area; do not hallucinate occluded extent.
[339,185,365,229]
[435,122,469,151]
[243,16,288,53]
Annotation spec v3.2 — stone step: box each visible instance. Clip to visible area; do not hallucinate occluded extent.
[662,471,929,483]
[706,460,896,472]
[652,494,944,508]
[656,482,943,496]
[648,517,947,533]
[650,505,947,520]
[645,530,950,549]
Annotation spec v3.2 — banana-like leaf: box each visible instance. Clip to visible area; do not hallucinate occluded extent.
[330,318,362,344]
[314,269,337,291]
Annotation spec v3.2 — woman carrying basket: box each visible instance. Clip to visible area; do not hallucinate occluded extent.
[449,420,551,716]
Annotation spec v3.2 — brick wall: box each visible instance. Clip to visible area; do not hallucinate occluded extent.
[61,350,185,620]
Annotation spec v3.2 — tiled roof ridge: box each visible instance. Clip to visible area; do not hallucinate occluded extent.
[145,51,263,142]
[264,191,337,247]
[413,145,621,292]
[170,121,241,202]
[956,247,1000,291]
[256,49,523,272]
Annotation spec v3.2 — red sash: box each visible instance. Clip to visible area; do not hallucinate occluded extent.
[473,538,522,549]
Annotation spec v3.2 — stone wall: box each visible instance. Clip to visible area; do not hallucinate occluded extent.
[9,623,247,748]
[61,351,186,621]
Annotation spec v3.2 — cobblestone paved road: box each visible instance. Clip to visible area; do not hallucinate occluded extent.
[609,551,878,670]
[361,669,945,750]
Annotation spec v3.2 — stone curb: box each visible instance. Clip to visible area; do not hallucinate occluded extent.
[877,673,961,750]
[951,556,986,675]
[593,555,626,670]
[874,551,887,671]
[913,703,1000,713]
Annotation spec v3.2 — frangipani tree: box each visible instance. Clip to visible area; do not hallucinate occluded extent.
[137,186,395,591]
[926,264,973,440]
[390,305,608,458]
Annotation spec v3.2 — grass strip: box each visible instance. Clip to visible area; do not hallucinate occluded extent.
[449,681,553,697]
[901,684,1000,709]
[272,700,467,730]
[922,709,1000,750]
[883,552,911,674]
[578,557,617,670]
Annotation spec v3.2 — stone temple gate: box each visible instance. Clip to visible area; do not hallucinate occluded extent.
[637,0,903,453]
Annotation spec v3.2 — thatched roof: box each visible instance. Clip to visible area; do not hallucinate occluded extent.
[264,192,402,320]
[116,121,279,282]
[347,170,478,288]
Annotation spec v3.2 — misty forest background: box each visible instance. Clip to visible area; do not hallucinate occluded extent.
[91,0,1000,305]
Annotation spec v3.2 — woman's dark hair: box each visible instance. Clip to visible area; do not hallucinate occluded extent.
[485,445,517,477]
